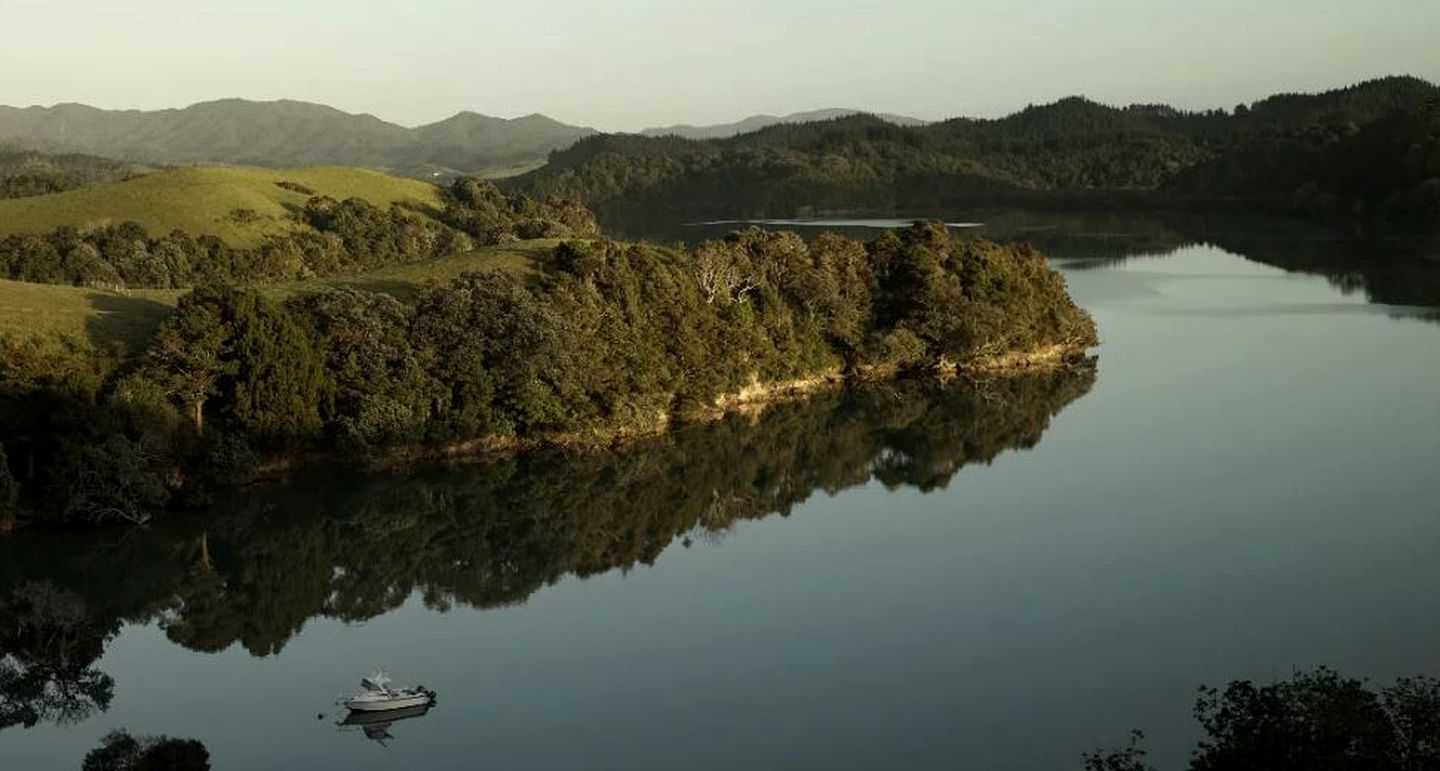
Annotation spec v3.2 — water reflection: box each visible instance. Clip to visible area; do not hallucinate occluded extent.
[0,582,115,731]
[0,367,1096,732]
[338,705,433,748]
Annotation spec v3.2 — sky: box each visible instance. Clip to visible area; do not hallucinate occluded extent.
[0,0,1435,132]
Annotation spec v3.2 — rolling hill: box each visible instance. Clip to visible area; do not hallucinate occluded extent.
[0,240,553,351]
[510,76,1440,227]
[0,164,443,247]
[640,108,928,139]
[0,99,595,176]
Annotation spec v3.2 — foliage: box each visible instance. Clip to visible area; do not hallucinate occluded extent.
[0,368,1095,659]
[1190,667,1440,770]
[0,582,115,731]
[0,178,591,291]
[439,177,598,243]
[0,148,148,200]
[1083,731,1155,771]
[0,222,1093,525]
[507,77,1440,229]
[82,730,209,771]
[1086,667,1440,771]
[148,286,325,447]
[1170,100,1440,226]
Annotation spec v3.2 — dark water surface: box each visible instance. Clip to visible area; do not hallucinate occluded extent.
[3,212,1439,770]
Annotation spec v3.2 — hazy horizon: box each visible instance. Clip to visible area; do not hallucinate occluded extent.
[2,0,1437,132]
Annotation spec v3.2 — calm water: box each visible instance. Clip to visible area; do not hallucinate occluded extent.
[3,212,1440,770]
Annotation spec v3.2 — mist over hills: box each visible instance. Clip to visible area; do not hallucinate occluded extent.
[0,99,596,176]
[638,108,928,139]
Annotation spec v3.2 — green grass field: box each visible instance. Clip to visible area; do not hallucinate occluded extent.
[0,165,444,248]
[0,241,557,352]
[0,279,182,352]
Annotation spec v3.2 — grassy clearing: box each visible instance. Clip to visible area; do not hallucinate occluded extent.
[0,241,559,350]
[264,239,557,300]
[0,279,181,352]
[474,159,547,179]
[0,165,443,248]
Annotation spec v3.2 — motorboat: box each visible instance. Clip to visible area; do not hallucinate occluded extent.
[341,672,437,712]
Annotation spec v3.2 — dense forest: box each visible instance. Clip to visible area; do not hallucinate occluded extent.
[0,221,1095,529]
[0,177,597,289]
[508,77,1440,229]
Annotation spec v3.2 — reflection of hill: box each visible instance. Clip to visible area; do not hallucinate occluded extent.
[0,370,1093,723]
[980,210,1440,318]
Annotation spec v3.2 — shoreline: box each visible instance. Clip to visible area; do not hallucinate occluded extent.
[251,340,1094,481]
[1,340,1094,535]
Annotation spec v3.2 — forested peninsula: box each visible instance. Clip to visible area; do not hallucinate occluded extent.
[0,177,1095,530]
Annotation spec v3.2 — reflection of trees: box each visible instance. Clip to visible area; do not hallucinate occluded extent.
[154,367,1096,656]
[0,582,115,730]
[1014,209,1440,319]
[0,368,1095,670]
[1084,667,1440,771]
[82,729,210,771]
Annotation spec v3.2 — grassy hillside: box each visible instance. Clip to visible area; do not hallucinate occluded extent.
[0,164,443,247]
[0,241,553,351]
[0,279,180,351]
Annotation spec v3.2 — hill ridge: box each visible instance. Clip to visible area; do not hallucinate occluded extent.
[0,98,597,176]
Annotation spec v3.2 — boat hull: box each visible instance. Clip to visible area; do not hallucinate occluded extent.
[344,694,434,712]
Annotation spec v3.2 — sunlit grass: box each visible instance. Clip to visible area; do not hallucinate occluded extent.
[0,164,444,248]
[0,278,181,351]
[0,241,559,349]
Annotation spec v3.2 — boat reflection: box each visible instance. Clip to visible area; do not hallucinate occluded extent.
[338,703,432,747]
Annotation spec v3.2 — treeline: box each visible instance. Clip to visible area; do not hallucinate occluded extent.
[0,147,148,199]
[0,177,597,289]
[1085,668,1440,771]
[0,222,1095,528]
[1167,99,1440,223]
[507,76,1440,229]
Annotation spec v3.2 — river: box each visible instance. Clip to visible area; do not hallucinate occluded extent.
[2,211,1438,770]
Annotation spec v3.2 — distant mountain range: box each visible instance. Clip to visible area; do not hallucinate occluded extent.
[0,100,933,177]
[0,99,597,176]
[638,109,927,139]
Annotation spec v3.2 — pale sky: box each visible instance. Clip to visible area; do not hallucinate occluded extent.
[1,0,1435,132]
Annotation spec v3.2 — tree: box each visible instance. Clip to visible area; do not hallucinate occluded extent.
[145,289,233,434]
[0,582,115,732]
[82,730,209,771]
[219,289,326,447]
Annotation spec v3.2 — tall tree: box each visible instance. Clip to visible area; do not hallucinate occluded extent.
[145,290,233,434]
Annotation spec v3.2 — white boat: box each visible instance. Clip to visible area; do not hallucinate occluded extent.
[341,672,437,712]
